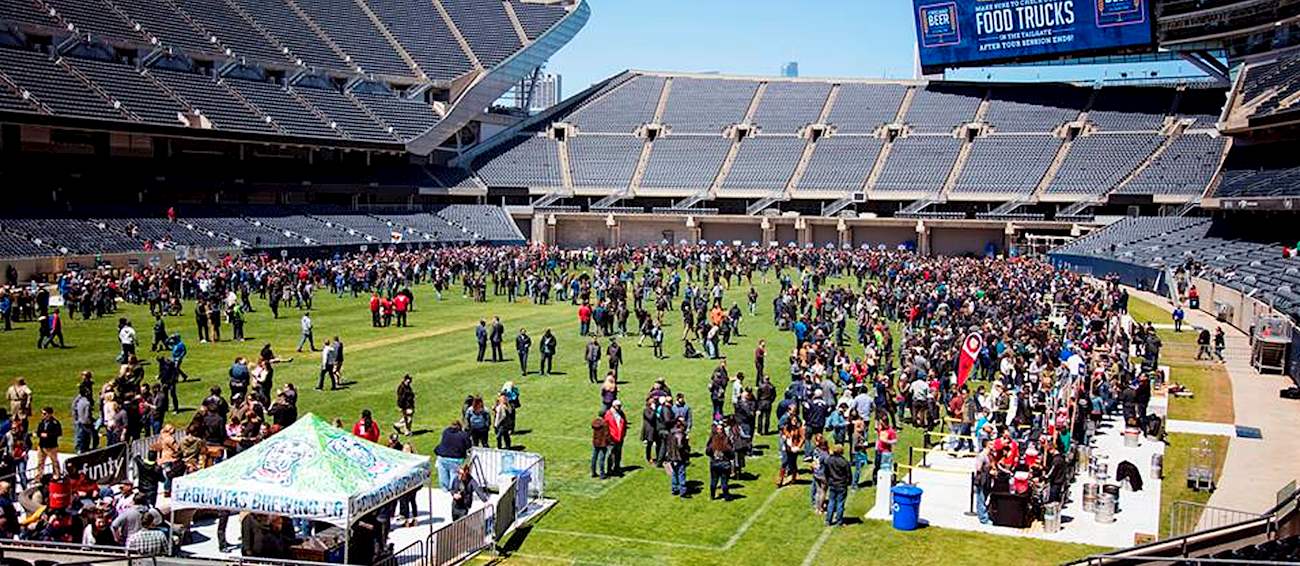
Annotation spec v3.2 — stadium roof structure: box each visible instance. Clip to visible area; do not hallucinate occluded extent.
[0,0,588,154]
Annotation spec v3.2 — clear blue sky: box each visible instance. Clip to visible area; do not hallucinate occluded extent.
[545,0,1205,94]
[546,0,919,91]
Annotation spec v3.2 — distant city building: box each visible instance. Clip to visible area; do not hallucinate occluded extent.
[781,62,799,78]
[530,73,562,112]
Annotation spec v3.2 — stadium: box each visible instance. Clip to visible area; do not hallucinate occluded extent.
[0,0,1296,564]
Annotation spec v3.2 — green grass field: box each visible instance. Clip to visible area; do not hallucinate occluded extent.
[0,273,1101,565]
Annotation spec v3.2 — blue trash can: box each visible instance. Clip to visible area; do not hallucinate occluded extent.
[891,484,923,531]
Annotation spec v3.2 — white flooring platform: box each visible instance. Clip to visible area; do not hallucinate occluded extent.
[866,413,1165,548]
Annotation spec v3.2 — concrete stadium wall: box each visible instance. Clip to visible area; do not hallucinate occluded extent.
[621,219,688,246]
[932,227,1004,257]
[1,251,181,282]
[701,222,761,245]
[555,218,610,248]
[810,224,839,246]
[851,225,916,249]
[775,224,798,245]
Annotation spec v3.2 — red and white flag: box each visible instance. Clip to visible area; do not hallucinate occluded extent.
[957,332,983,389]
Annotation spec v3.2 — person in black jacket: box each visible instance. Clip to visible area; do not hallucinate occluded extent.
[395,374,415,436]
[606,338,623,379]
[133,453,165,506]
[434,421,472,490]
[449,465,487,521]
[705,424,733,500]
[585,338,602,384]
[539,329,557,376]
[515,328,532,377]
[823,446,852,526]
[663,420,690,498]
[489,317,504,362]
[35,407,62,479]
[474,320,487,362]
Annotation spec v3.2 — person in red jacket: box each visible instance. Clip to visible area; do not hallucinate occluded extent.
[602,400,627,477]
[577,303,592,336]
[352,410,380,443]
[369,293,381,327]
[393,293,410,327]
[380,296,393,327]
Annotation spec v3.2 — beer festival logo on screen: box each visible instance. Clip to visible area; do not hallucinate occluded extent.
[918,2,961,47]
[1096,0,1145,27]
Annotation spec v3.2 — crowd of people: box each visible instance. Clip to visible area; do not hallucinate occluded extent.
[0,240,1172,557]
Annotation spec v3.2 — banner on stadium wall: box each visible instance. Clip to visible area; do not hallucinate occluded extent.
[913,0,1153,70]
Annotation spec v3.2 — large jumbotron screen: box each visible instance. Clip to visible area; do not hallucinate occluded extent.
[913,0,1154,71]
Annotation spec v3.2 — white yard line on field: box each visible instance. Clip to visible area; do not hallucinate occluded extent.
[800,527,833,566]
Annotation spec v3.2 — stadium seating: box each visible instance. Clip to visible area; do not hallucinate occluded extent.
[1117,134,1226,196]
[40,0,142,43]
[825,83,905,134]
[1089,87,1173,131]
[661,78,757,134]
[795,136,882,192]
[348,91,440,141]
[722,136,805,190]
[510,0,566,39]
[63,57,187,127]
[1,218,146,255]
[94,218,233,248]
[227,0,351,71]
[0,0,61,29]
[984,85,1087,133]
[440,0,523,68]
[474,135,563,188]
[751,81,830,134]
[568,135,643,188]
[1213,139,1300,199]
[377,212,470,242]
[226,77,338,138]
[1052,216,1300,319]
[148,68,277,133]
[1045,134,1163,195]
[875,135,960,194]
[0,47,126,121]
[437,204,524,242]
[903,85,983,134]
[293,84,399,143]
[170,0,295,65]
[951,135,1061,196]
[364,0,473,82]
[110,0,222,57]
[0,228,57,258]
[568,75,665,134]
[640,135,731,189]
[294,0,413,78]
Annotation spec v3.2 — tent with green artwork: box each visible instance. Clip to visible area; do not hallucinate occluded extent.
[171,413,431,527]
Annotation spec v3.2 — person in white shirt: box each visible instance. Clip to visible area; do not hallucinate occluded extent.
[297,313,315,352]
[118,318,137,359]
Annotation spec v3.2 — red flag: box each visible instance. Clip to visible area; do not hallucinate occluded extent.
[957,332,983,389]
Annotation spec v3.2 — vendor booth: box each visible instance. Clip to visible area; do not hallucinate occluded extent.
[170,414,431,564]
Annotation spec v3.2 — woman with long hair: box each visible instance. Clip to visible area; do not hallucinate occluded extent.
[777,416,804,487]
[706,423,733,500]
[493,394,514,449]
